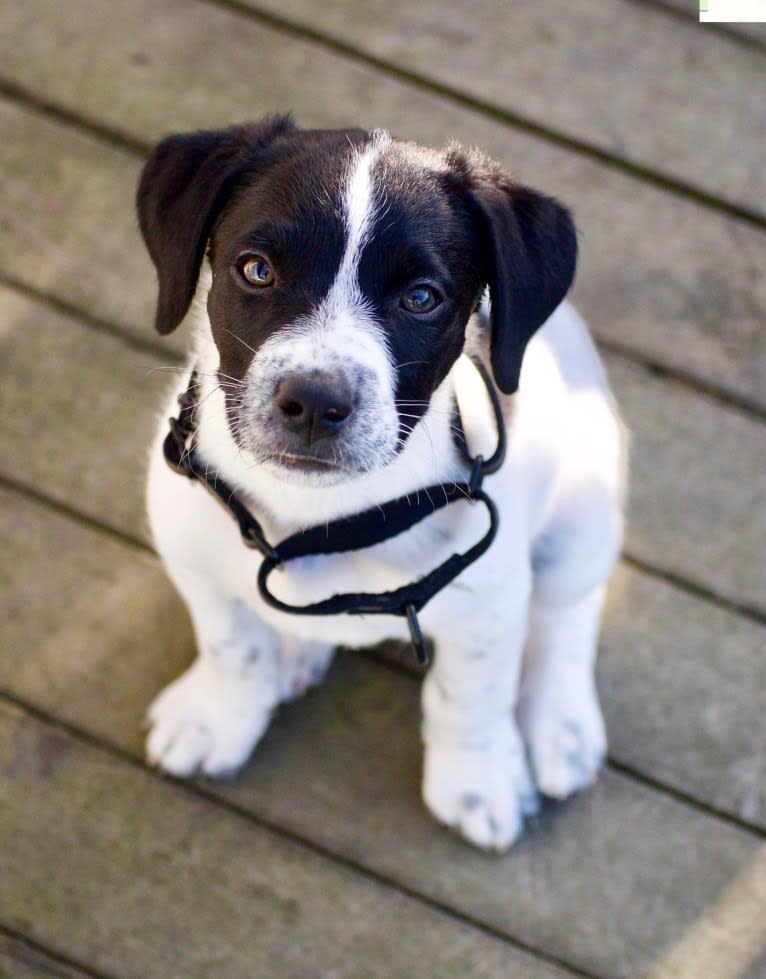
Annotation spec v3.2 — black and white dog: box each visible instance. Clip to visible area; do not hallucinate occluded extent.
[138,115,624,851]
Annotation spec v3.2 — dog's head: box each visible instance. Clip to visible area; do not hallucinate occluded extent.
[138,115,576,484]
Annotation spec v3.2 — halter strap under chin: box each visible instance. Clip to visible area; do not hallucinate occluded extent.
[163,356,506,666]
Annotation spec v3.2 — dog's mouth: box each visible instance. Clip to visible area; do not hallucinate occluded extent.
[272,452,342,472]
[261,450,360,482]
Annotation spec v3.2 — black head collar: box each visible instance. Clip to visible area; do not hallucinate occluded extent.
[163,358,506,667]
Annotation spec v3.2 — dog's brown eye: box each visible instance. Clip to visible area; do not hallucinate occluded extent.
[240,255,275,287]
[402,285,441,314]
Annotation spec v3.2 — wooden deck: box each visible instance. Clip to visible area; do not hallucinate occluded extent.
[1,2,765,977]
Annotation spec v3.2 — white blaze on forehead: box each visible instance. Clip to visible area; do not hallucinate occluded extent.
[322,131,391,319]
[238,131,407,477]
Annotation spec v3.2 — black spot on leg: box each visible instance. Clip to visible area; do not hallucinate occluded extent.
[521,791,542,818]
[461,793,484,812]
[562,719,590,776]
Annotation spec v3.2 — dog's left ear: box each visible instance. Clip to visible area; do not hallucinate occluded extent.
[459,159,578,394]
[137,115,297,335]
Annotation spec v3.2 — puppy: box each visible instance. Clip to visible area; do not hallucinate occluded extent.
[138,115,624,851]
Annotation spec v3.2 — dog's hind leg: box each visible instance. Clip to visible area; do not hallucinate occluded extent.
[145,580,283,778]
[516,584,608,800]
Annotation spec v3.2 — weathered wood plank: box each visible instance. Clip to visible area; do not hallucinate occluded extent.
[599,565,766,825]
[745,948,766,979]
[608,355,766,615]
[2,490,766,978]
[1,1,766,408]
[1,283,762,614]
[0,936,93,979]
[0,99,185,357]
[243,0,766,219]
[0,703,573,979]
[0,285,172,541]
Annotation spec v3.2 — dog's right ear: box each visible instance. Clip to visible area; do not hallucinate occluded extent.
[136,115,297,335]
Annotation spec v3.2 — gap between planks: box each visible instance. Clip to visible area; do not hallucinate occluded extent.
[0,928,120,979]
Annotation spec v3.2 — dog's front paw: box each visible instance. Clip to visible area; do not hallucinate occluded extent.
[518,674,607,800]
[145,658,276,777]
[422,724,540,852]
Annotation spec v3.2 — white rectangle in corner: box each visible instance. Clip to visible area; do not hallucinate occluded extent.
[700,0,766,21]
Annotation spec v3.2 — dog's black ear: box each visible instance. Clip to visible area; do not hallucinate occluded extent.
[136,115,297,335]
[457,156,577,394]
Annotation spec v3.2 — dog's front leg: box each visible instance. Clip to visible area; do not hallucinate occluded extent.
[145,575,284,778]
[421,589,539,852]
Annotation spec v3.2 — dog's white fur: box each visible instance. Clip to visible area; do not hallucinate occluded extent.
[144,144,625,852]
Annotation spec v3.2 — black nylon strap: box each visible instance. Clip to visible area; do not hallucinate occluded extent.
[163,380,279,560]
[274,482,471,562]
[257,488,498,617]
[163,358,506,666]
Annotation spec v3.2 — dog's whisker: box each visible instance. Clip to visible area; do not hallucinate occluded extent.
[224,328,259,357]
[396,402,462,417]
[145,366,224,381]
[395,360,430,370]
[186,384,224,414]
[144,365,189,377]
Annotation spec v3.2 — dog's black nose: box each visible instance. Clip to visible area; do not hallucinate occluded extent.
[275,373,353,444]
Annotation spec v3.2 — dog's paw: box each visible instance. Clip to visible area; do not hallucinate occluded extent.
[518,674,606,800]
[145,658,276,777]
[422,724,540,852]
